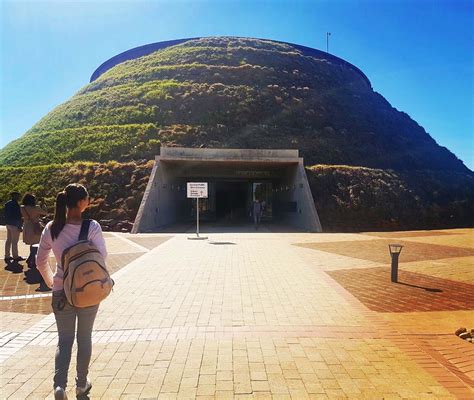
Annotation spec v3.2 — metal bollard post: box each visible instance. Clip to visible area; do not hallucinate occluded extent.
[388,244,403,283]
[391,252,399,282]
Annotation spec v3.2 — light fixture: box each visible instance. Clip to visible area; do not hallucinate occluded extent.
[388,244,403,282]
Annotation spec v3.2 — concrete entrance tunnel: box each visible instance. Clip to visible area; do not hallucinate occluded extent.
[132,147,322,233]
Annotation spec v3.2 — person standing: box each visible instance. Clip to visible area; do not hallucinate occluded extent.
[4,191,24,263]
[21,193,48,247]
[21,193,49,289]
[252,199,263,230]
[36,184,107,400]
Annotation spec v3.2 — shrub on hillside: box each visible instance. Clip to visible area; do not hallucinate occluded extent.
[0,161,153,226]
[306,165,474,231]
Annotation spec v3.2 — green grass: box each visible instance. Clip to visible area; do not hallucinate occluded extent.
[0,37,471,230]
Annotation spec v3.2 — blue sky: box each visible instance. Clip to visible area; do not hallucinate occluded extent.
[1,0,473,169]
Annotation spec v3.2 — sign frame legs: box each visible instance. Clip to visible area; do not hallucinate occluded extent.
[188,196,208,240]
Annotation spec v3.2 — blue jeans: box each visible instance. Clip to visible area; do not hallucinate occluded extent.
[52,291,99,389]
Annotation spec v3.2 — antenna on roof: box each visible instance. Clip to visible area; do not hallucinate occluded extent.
[326,32,331,53]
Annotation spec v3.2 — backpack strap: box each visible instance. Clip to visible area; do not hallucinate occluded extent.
[79,219,91,241]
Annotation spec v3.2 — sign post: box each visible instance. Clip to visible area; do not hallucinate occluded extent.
[187,182,208,240]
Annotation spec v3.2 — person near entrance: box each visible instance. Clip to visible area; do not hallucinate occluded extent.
[4,191,24,265]
[252,199,263,230]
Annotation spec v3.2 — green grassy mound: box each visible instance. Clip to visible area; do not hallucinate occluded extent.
[0,37,467,172]
[1,37,472,230]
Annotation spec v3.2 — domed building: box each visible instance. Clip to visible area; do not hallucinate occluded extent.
[1,37,472,232]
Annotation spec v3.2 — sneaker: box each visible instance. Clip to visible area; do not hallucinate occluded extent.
[4,256,13,263]
[76,380,92,396]
[54,386,68,400]
[5,263,15,271]
[5,263,22,273]
[13,256,26,262]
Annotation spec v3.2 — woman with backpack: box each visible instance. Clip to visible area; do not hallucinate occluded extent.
[36,184,108,400]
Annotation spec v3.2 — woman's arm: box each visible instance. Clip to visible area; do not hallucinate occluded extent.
[90,221,108,260]
[36,225,54,288]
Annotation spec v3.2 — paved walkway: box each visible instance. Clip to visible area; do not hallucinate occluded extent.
[0,227,473,399]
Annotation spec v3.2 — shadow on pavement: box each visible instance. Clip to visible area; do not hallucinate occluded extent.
[397,281,443,292]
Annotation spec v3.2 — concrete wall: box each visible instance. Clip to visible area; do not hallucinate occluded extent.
[131,159,183,233]
[274,161,322,232]
[160,147,299,161]
[131,160,159,233]
[132,148,323,233]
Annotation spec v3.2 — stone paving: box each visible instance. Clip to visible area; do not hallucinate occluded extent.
[327,267,474,312]
[0,226,473,399]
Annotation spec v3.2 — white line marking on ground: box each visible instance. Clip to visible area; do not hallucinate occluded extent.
[109,232,150,252]
[0,293,52,301]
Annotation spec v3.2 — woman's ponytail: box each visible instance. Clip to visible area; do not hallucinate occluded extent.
[51,191,67,240]
[50,184,89,240]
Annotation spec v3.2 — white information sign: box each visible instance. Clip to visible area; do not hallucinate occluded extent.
[187,182,208,198]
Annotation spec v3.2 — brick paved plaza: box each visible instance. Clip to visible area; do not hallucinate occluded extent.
[0,226,473,399]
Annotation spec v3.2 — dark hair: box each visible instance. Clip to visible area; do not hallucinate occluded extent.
[51,184,89,240]
[10,192,20,201]
[22,193,36,207]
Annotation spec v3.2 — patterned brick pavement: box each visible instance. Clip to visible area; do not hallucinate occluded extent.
[400,256,474,284]
[0,227,472,399]
[294,238,474,263]
[411,335,474,386]
[327,267,474,312]
[0,231,170,314]
[363,230,459,238]
[0,253,152,315]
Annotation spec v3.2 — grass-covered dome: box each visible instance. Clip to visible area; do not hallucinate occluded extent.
[0,37,468,171]
[1,37,472,230]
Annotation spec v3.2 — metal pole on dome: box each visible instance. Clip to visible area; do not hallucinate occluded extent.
[326,32,331,53]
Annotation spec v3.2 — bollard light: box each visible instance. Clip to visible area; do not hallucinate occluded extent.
[389,244,403,282]
[389,244,403,255]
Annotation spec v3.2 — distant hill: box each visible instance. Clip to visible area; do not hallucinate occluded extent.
[1,37,472,230]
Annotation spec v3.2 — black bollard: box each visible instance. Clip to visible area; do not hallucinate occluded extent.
[388,244,403,283]
[391,252,399,282]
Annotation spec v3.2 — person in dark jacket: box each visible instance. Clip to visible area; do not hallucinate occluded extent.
[252,199,263,230]
[4,192,25,263]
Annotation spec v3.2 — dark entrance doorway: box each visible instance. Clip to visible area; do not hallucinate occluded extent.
[215,181,249,221]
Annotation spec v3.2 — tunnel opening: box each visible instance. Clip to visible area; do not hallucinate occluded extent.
[132,147,322,233]
[215,181,248,221]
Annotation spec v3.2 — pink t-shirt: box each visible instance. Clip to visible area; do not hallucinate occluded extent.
[36,220,107,291]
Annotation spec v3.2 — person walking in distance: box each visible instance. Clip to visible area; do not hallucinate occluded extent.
[252,198,263,230]
[36,184,107,400]
[4,191,24,264]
